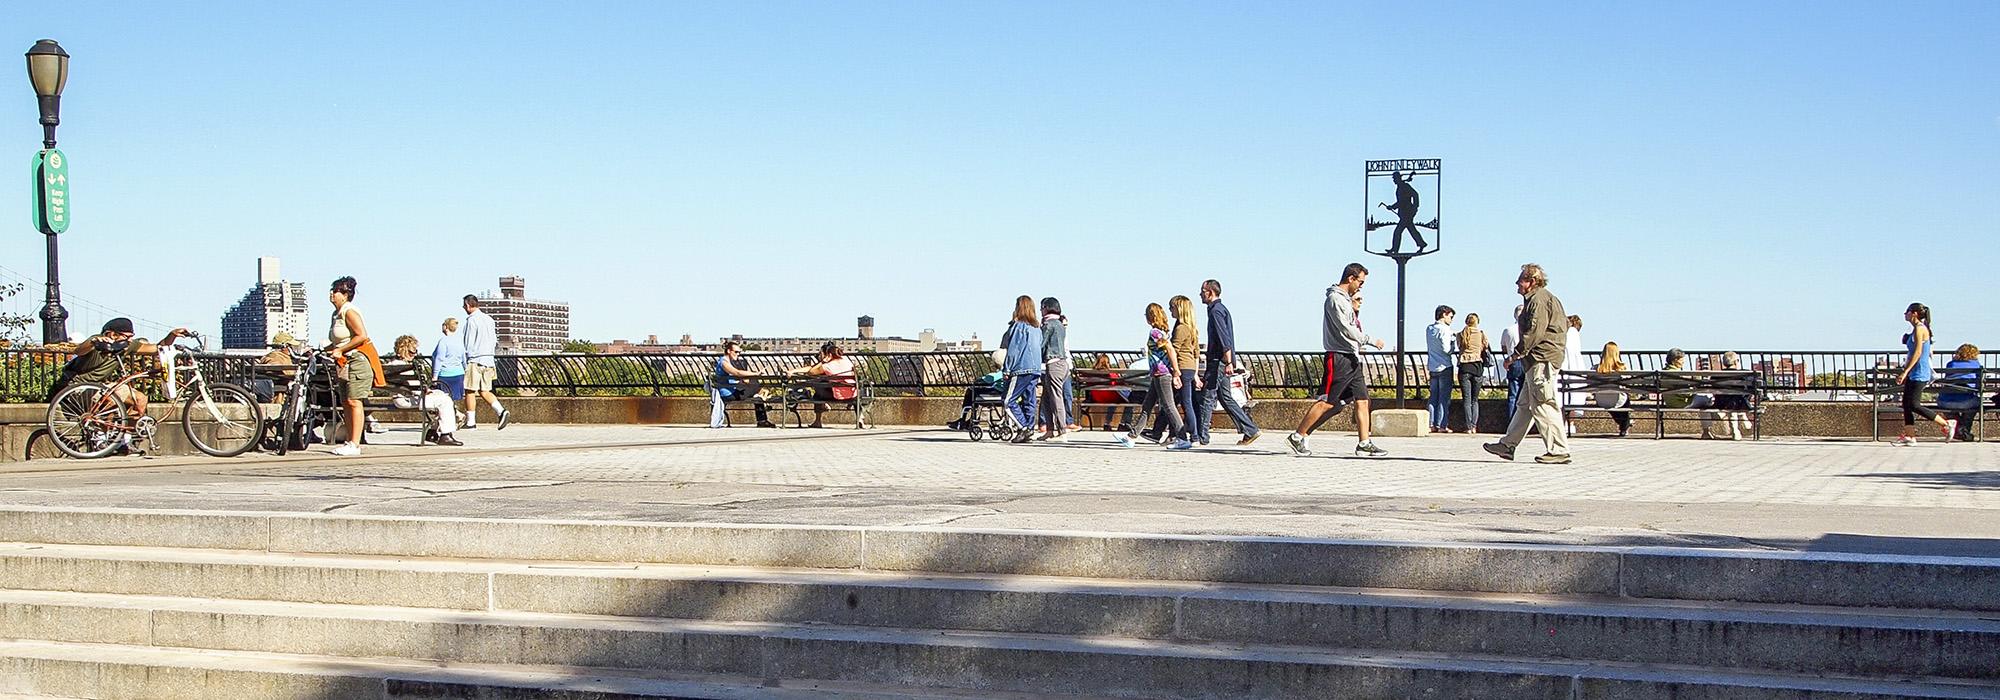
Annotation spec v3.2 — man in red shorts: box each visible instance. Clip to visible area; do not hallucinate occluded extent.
[1288,263,1388,457]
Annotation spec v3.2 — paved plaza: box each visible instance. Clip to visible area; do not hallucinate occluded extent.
[1,424,1995,557]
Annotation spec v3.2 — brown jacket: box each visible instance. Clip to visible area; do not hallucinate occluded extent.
[1456,328,1488,364]
[1516,287,1568,365]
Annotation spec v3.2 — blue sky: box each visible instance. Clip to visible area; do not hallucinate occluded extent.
[6,1,1996,352]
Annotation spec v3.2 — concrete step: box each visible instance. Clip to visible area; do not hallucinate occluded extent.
[0,590,1994,700]
[0,542,1994,681]
[1,506,1995,611]
[0,638,1094,699]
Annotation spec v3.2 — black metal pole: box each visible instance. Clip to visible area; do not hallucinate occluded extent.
[1394,255,1408,404]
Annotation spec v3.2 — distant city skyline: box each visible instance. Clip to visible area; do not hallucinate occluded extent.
[6,3,1995,352]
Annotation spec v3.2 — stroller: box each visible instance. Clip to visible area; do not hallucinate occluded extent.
[949,371,1014,441]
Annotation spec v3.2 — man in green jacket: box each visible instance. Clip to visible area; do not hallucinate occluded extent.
[1483,264,1572,464]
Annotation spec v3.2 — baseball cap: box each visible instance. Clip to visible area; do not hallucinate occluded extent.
[101,318,135,335]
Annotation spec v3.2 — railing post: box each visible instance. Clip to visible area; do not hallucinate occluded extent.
[554,356,578,397]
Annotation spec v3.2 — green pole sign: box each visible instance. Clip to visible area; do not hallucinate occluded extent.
[31,148,69,235]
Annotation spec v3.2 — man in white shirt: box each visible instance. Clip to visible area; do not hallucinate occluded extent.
[1498,304,1524,421]
[461,295,509,430]
[1425,306,1457,432]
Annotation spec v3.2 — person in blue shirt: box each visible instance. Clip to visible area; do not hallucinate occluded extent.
[709,340,773,428]
[429,318,468,404]
[1894,302,1954,445]
[1425,305,1457,432]
[1938,343,1982,442]
[998,296,1044,443]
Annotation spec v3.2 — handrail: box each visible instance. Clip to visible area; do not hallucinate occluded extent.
[2,348,1993,403]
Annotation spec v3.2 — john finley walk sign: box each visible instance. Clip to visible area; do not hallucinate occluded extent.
[1361,158,1440,401]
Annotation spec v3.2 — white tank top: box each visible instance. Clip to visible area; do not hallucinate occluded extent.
[329,302,358,345]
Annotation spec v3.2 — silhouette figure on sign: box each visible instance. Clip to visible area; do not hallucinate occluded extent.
[1379,171,1427,254]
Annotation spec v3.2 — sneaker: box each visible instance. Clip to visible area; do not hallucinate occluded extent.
[461,422,477,431]
[329,443,361,457]
[436,435,464,447]
[1285,432,1311,456]
[1197,438,1210,446]
[496,408,511,431]
[365,417,385,434]
[1943,420,1958,443]
[946,420,964,431]
[1354,441,1388,457]
[1113,434,1136,448]
[1481,442,1516,461]
[1534,453,1572,464]
[1168,439,1194,450]
[1047,433,1069,443]
[1237,432,1261,446]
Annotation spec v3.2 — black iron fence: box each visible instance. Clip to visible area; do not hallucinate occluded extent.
[3,348,1993,404]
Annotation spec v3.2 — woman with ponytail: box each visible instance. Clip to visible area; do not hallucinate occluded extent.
[1894,302,1955,445]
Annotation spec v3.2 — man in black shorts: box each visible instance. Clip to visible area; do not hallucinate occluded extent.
[1288,263,1388,457]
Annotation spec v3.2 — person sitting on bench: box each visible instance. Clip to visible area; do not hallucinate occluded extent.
[786,341,857,428]
[1939,344,1982,442]
[710,340,774,428]
[387,335,462,446]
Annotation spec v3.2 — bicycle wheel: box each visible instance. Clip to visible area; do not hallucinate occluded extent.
[182,382,264,457]
[45,382,126,460]
[273,386,301,456]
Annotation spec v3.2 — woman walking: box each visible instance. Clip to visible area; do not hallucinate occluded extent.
[1894,303,1955,446]
[324,277,384,456]
[999,296,1044,443]
[430,318,468,407]
[1455,313,1490,433]
[1167,295,1203,444]
[1116,303,1192,450]
[1037,297,1071,442]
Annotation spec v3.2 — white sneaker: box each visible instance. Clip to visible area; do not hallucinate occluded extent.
[329,443,361,457]
[1168,439,1194,450]
[1943,420,1959,443]
[1892,436,1915,447]
[1113,434,1135,448]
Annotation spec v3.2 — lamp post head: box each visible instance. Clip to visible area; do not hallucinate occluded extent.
[25,40,67,148]
[25,40,68,99]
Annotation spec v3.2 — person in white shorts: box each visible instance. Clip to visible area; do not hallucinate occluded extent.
[460,294,509,430]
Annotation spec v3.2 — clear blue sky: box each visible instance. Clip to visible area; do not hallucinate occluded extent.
[7,1,1996,352]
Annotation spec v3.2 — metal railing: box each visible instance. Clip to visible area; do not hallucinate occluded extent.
[4,348,1993,403]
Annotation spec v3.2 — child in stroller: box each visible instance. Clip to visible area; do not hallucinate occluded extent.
[946,371,1011,440]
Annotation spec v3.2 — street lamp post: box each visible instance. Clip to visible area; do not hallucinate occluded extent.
[26,39,69,344]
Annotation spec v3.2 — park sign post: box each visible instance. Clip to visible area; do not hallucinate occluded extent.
[1362,158,1441,402]
[30,148,68,235]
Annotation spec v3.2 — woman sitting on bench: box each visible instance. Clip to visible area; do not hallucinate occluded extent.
[787,341,857,429]
[1938,344,1982,442]
[387,335,463,446]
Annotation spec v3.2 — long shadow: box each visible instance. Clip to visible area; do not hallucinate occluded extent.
[1843,470,2000,491]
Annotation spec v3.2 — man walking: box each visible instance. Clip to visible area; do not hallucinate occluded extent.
[461,294,510,430]
[1194,280,1259,446]
[1483,264,1570,464]
[1288,263,1389,457]
[1425,305,1456,433]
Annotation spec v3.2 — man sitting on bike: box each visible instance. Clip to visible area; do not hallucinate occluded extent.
[53,318,191,420]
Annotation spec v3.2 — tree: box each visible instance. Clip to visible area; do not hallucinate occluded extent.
[0,283,32,346]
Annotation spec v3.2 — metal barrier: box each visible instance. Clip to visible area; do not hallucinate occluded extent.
[4,348,1993,403]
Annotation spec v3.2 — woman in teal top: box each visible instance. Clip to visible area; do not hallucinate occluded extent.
[1894,302,1953,445]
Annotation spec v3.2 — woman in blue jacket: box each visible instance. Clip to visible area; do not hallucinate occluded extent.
[999,295,1044,443]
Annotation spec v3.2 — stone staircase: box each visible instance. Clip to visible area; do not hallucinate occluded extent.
[0,506,1991,699]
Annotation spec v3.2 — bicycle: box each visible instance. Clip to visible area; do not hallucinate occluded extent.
[44,332,265,459]
[266,346,336,456]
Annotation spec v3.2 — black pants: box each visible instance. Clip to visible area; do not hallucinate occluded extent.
[1903,381,1939,425]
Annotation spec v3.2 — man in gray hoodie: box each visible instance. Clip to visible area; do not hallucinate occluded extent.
[1288,262,1389,457]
